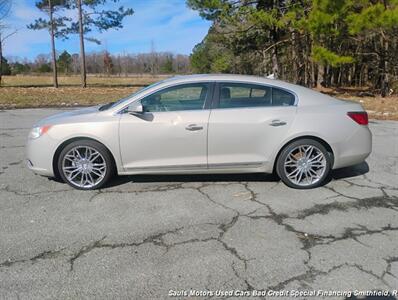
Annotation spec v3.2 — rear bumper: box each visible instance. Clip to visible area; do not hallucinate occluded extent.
[332,125,372,169]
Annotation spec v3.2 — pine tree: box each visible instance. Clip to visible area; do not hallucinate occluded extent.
[59,0,134,87]
[57,50,72,74]
[28,0,70,88]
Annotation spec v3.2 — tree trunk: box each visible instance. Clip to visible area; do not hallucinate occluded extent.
[311,61,317,88]
[48,0,58,88]
[270,27,279,79]
[77,0,87,88]
[317,64,324,88]
[381,38,389,97]
[290,29,298,83]
[0,33,3,87]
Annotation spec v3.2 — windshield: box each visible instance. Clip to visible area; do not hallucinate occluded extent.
[99,80,166,111]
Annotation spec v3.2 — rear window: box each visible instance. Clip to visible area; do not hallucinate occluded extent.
[218,83,295,109]
[272,88,296,106]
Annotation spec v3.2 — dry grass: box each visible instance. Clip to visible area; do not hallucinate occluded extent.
[0,75,169,109]
[1,74,169,87]
[0,75,397,120]
[315,86,398,120]
[337,95,398,120]
[0,86,136,108]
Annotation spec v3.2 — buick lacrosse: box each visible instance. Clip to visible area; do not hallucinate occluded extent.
[26,74,372,190]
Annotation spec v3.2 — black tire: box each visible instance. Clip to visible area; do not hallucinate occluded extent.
[57,139,115,190]
[276,139,332,189]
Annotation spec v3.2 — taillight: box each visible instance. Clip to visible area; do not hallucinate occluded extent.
[347,111,368,125]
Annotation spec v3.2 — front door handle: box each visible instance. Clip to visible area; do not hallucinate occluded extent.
[269,119,287,127]
[186,124,203,131]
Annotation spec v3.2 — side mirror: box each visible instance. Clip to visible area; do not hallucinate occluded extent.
[126,102,144,114]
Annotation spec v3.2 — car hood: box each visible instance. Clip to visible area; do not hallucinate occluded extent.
[34,106,101,126]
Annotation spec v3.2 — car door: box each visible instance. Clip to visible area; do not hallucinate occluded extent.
[119,82,213,172]
[207,82,297,170]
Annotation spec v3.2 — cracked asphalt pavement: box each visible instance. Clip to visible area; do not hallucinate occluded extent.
[0,109,397,299]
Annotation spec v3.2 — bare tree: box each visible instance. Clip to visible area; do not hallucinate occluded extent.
[0,0,12,86]
[0,0,11,19]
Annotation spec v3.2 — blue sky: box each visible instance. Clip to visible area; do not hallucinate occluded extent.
[2,0,211,60]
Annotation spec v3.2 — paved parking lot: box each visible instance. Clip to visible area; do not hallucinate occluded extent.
[0,109,397,299]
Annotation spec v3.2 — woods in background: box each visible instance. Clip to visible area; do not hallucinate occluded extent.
[5,51,191,76]
[188,0,398,96]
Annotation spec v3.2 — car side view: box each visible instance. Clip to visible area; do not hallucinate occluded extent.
[26,74,372,190]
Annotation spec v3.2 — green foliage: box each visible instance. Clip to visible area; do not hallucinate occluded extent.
[190,41,212,73]
[187,0,230,21]
[347,1,398,34]
[27,0,70,37]
[59,0,134,43]
[312,46,354,67]
[37,63,52,73]
[190,34,233,74]
[188,0,398,93]
[10,62,30,75]
[160,55,174,73]
[57,50,72,74]
[210,54,232,73]
[28,1,134,44]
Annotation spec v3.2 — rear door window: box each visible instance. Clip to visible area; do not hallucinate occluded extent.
[217,82,295,108]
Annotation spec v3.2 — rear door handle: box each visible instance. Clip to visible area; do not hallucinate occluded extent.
[185,124,203,131]
[269,119,287,127]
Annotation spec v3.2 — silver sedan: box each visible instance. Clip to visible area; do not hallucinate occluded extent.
[26,74,372,190]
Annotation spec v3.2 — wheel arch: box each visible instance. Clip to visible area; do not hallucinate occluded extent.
[272,135,335,174]
[52,136,118,179]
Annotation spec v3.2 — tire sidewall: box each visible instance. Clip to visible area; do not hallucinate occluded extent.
[57,139,114,190]
[276,139,332,189]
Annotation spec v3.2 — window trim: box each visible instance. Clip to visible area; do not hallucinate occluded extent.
[212,81,298,110]
[119,82,215,114]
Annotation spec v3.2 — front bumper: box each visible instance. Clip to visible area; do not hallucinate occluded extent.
[26,135,57,177]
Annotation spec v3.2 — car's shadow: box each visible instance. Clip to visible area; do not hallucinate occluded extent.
[106,172,280,187]
[102,161,370,188]
[47,161,370,188]
[329,161,370,181]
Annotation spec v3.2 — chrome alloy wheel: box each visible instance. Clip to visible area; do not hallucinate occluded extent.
[61,146,107,188]
[283,145,327,187]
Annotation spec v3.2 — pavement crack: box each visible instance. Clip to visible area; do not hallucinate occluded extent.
[295,195,398,220]
[69,236,107,271]
[382,256,398,281]
[241,182,270,208]
[0,248,66,268]
[0,185,71,197]
[197,184,239,214]
[231,261,255,291]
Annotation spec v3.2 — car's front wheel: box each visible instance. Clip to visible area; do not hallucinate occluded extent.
[276,139,332,189]
[58,139,115,190]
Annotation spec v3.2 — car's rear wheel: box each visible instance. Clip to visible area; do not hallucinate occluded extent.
[58,139,114,190]
[276,139,332,189]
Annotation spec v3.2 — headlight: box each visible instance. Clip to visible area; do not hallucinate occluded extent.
[29,125,52,139]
